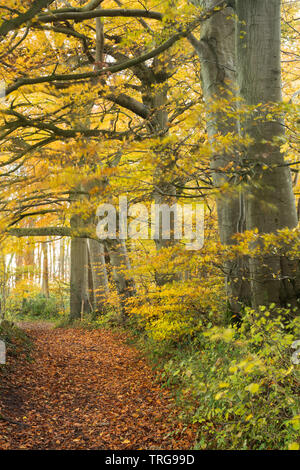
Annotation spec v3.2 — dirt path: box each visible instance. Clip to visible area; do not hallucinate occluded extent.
[0,324,196,450]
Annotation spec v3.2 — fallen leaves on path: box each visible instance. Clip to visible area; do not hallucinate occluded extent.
[0,325,197,450]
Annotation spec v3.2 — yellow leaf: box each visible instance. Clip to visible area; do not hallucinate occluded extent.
[215,391,227,400]
[288,442,299,450]
[218,382,230,388]
[245,383,260,394]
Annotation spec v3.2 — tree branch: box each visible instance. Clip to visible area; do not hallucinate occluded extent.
[4,110,130,140]
[36,9,163,24]
[6,226,98,239]
[0,0,55,37]
[7,227,72,237]
[103,91,150,119]
[5,18,202,96]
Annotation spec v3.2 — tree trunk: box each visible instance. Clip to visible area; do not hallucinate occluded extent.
[70,237,91,320]
[236,0,299,309]
[142,62,181,286]
[189,2,251,314]
[24,241,34,281]
[105,239,135,321]
[88,239,109,314]
[51,241,56,281]
[41,242,49,297]
[15,252,23,284]
[59,238,65,281]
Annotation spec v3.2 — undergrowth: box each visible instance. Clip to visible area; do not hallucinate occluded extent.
[124,306,300,450]
[0,320,32,364]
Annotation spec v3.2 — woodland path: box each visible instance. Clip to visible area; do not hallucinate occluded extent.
[0,323,196,450]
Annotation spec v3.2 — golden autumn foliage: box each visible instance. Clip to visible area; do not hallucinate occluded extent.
[0,0,299,451]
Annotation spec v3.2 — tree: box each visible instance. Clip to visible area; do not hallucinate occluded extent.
[88,238,109,314]
[189,0,251,315]
[41,241,50,298]
[236,0,299,310]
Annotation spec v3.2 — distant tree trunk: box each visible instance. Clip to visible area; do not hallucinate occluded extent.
[34,244,40,285]
[59,238,65,281]
[51,241,56,281]
[142,61,181,286]
[15,252,23,284]
[105,239,135,321]
[65,238,70,282]
[189,1,251,314]
[39,243,43,286]
[24,242,34,281]
[150,83,177,253]
[88,239,109,314]
[87,243,95,309]
[48,241,52,283]
[23,219,34,281]
[236,0,299,309]
[0,251,8,319]
[41,242,49,297]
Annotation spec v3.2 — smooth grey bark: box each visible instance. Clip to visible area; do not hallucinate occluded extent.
[15,252,23,284]
[236,0,299,309]
[59,238,65,281]
[67,53,97,321]
[189,2,250,313]
[69,180,93,320]
[68,178,93,319]
[87,244,95,310]
[41,242,49,298]
[50,241,55,282]
[24,243,35,282]
[89,164,136,318]
[0,252,12,319]
[88,239,109,314]
[70,236,91,320]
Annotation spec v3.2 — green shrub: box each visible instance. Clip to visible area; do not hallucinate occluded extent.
[19,293,61,319]
[0,320,32,360]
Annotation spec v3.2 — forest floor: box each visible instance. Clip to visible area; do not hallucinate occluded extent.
[0,322,197,450]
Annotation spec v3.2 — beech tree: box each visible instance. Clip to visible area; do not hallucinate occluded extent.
[189,0,299,312]
[188,1,250,315]
[0,0,299,323]
[236,0,299,309]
